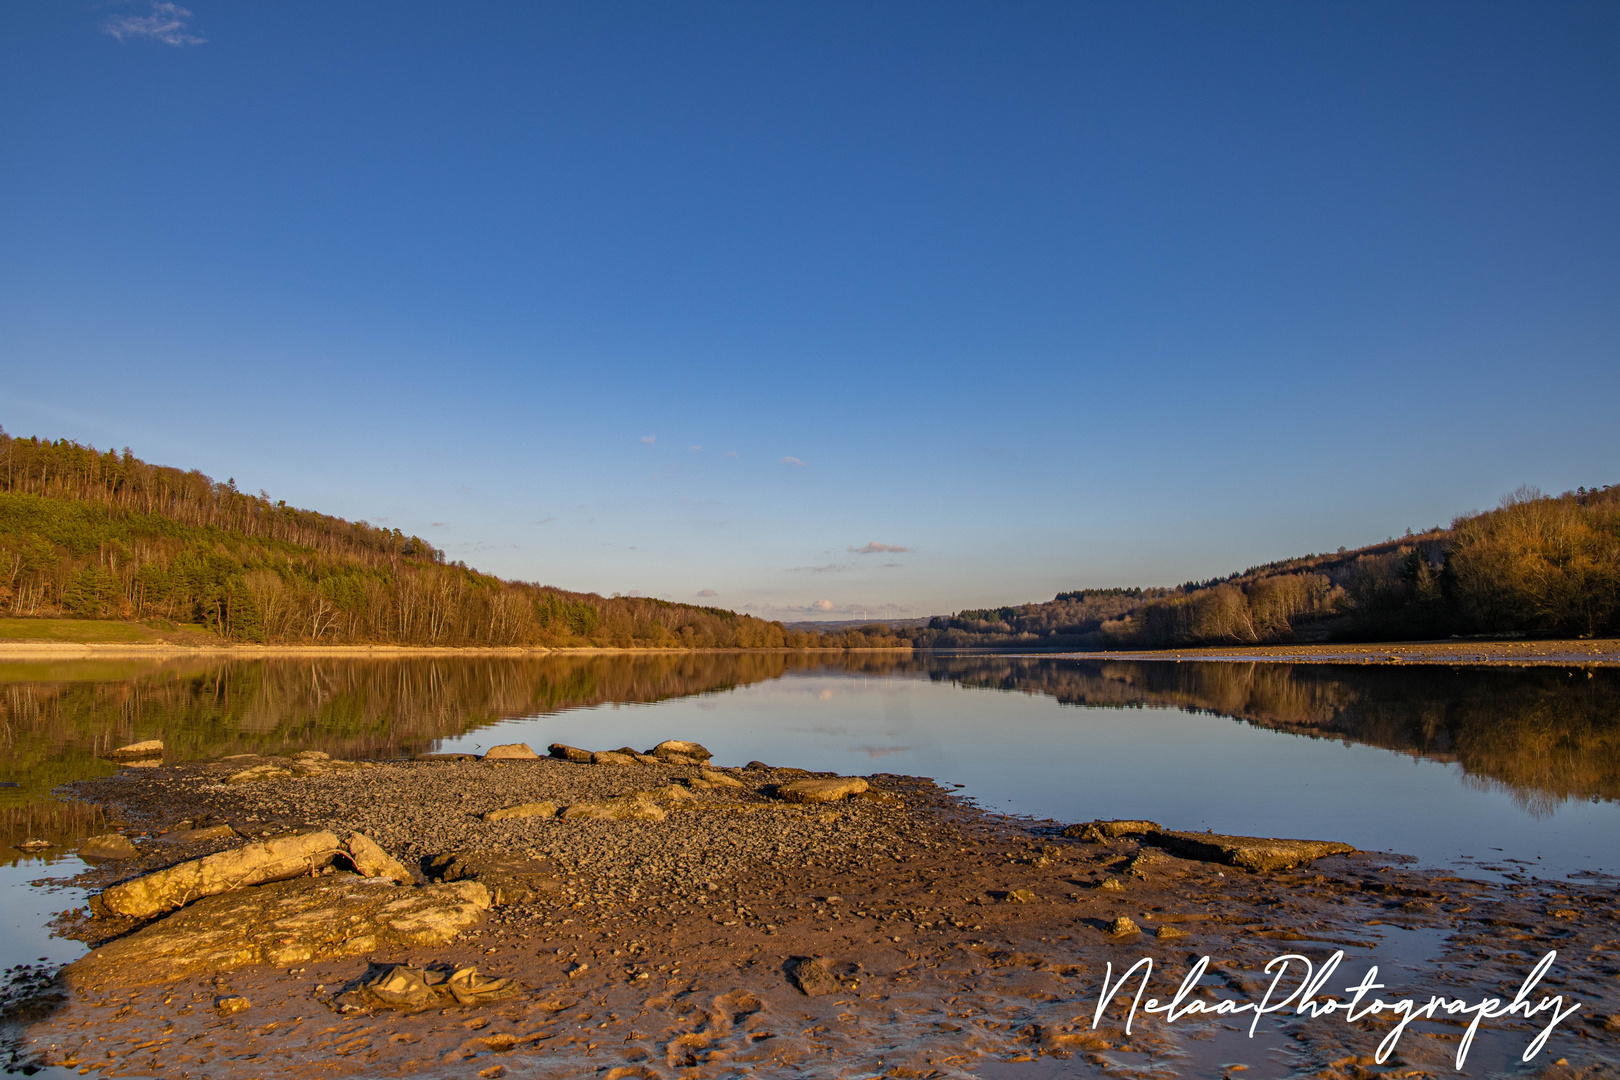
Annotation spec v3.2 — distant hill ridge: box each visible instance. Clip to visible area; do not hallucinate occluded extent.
[0,428,906,650]
[916,486,1619,649]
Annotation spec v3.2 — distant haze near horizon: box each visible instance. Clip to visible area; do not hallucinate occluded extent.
[3,3,1617,621]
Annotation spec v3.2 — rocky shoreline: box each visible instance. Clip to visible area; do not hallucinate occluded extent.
[4,741,1617,1079]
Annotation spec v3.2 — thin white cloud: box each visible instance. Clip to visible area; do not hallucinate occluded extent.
[812,599,835,611]
[429,521,448,528]
[696,588,718,597]
[724,451,738,458]
[105,2,206,46]
[640,435,656,444]
[689,445,702,452]
[785,563,856,573]
[851,541,909,554]
[779,456,805,466]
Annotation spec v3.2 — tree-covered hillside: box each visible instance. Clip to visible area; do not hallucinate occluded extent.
[913,484,1620,649]
[0,430,906,649]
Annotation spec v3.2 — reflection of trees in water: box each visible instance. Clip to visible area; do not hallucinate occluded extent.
[0,653,918,819]
[925,657,1620,810]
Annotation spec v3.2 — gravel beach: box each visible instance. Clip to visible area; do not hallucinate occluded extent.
[6,747,1617,1079]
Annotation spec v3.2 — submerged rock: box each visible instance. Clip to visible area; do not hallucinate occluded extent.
[773,777,869,804]
[68,875,492,987]
[107,740,163,760]
[79,834,138,861]
[1145,831,1355,871]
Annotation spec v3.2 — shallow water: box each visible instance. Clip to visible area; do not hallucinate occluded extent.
[0,653,1614,1076]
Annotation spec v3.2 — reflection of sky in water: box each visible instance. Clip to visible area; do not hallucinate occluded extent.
[438,671,1620,881]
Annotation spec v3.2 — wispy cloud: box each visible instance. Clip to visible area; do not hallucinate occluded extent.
[689,445,702,452]
[785,563,856,573]
[811,599,835,611]
[779,455,805,466]
[429,521,448,528]
[850,541,909,554]
[696,588,718,597]
[640,435,656,444]
[725,451,738,458]
[533,517,556,525]
[851,746,911,758]
[105,3,206,46]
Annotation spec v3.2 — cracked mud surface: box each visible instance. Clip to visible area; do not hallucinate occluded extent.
[6,754,1618,1078]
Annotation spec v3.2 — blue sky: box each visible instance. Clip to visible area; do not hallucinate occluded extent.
[3,2,1617,619]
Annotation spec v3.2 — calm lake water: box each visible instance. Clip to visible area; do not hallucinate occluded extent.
[3,652,1618,980]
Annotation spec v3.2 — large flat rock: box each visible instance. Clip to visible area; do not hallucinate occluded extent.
[66,875,491,988]
[1145,831,1355,871]
[773,777,869,804]
[99,831,342,919]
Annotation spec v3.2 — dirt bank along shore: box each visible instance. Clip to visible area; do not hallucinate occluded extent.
[4,741,1616,1079]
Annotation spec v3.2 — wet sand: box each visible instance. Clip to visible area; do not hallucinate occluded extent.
[6,754,1618,1079]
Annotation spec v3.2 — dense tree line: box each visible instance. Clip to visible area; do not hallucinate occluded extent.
[0,431,908,649]
[906,484,1620,648]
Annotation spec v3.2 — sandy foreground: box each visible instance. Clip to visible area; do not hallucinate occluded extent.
[4,751,1617,1080]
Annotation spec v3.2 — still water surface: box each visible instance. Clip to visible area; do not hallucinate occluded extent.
[3,653,1617,975]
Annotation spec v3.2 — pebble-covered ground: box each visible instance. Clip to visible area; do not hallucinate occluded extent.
[5,750,1619,1079]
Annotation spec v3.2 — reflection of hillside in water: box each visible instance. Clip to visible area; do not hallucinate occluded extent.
[0,653,915,854]
[927,657,1620,813]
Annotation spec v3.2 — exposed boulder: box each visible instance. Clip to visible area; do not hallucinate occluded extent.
[344,832,414,884]
[591,751,637,766]
[686,770,746,792]
[1144,831,1355,871]
[1061,819,1161,841]
[1106,916,1140,936]
[425,852,562,906]
[79,834,138,861]
[67,875,491,988]
[560,793,667,822]
[482,743,539,760]
[548,743,593,763]
[773,777,869,804]
[99,831,342,920]
[648,740,712,762]
[482,801,558,822]
[785,956,838,996]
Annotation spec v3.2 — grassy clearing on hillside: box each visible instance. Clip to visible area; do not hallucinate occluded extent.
[0,618,163,643]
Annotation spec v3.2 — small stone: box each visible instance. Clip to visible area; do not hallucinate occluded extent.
[79,834,138,860]
[590,751,637,766]
[1098,878,1125,891]
[1004,889,1038,903]
[214,995,250,1014]
[482,743,539,760]
[426,852,562,906]
[1155,925,1188,939]
[482,801,559,822]
[774,777,869,804]
[547,743,593,763]
[1106,916,1140,936]
[565,962,588,979]
[785,955,838,996]
[108,740,163,760]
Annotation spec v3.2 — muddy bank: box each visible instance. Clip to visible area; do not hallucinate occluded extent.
[6,748,1618,1079]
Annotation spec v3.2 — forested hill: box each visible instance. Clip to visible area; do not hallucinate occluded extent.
[912,484,1620,649]
[0,430,906,649]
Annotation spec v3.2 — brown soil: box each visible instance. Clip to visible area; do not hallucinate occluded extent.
[6,757,1618,1079]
